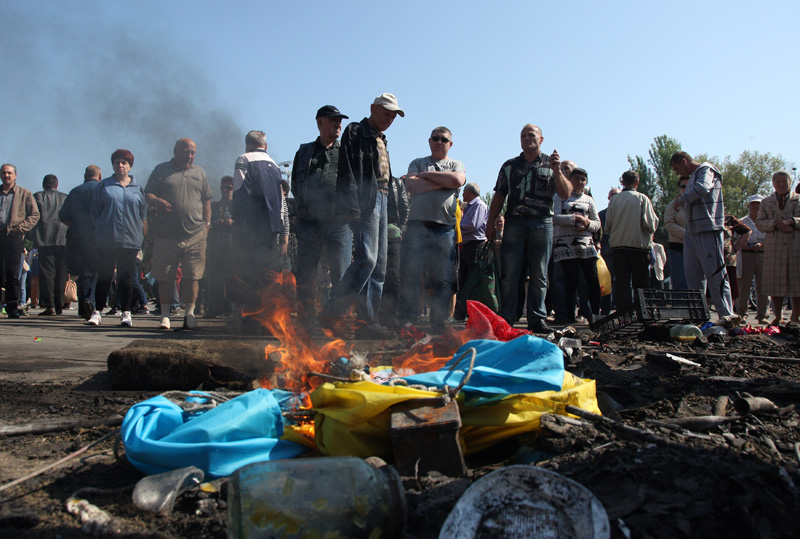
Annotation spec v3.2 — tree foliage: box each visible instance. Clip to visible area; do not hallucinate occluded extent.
[628,136,788,240]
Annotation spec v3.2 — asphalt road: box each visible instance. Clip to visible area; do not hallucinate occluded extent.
[0,307,231,385]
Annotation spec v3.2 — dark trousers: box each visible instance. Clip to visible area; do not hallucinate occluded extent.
[454,240,483,319]
[612,248,650,309]
[379,239,402,326]
[95,248,139,312]
[0,234,23,313]
[38,245,68,312]
[560,258,601,319]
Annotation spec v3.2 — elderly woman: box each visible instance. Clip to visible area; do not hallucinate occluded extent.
[664,176,689,289]
[87,149,147,327]
[552,167,601,323]
[756,170,800,325]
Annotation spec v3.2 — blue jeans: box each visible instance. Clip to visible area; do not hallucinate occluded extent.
[399,221,456,326]
[668,246,687,289]
[296,217,353,320]
[325,191,387,325]
[499,216,552,325]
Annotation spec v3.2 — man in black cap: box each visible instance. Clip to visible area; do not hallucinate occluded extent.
[291,105,353,330]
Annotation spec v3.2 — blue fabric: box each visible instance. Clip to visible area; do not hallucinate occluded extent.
[400,336,565,403]
[121,389,308,479]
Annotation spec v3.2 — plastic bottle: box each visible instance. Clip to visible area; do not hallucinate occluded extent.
[227,457,407,538]
[669,324,703,342]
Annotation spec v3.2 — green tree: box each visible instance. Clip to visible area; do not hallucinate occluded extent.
[719,150,788,217]
[627,135,682,243]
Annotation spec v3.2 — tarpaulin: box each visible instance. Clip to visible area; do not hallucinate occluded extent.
[121,389,309,479]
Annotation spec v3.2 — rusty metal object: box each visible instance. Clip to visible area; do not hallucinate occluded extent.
[734,396,778,415]
[390,397,467,478]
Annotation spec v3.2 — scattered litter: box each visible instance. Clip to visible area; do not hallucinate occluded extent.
[228,457,406,538]
[439,465,609,539]
[33,337,41,342]
[132,466,204,515]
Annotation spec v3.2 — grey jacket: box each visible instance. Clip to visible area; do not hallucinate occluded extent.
[31,189,68,247]
[679,162,725,233]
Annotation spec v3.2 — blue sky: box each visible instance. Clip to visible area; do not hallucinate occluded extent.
[2,0,798,209]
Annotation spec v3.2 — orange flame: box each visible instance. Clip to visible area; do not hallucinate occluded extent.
[392,327,472,373]
[242,270,353,392]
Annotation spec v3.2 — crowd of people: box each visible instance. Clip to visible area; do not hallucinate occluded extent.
[2,92,800,335]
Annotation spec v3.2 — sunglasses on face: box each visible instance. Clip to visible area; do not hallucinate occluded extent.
[430,135,451,143]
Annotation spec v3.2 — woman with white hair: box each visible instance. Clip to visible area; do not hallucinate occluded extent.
[756,170,800,324]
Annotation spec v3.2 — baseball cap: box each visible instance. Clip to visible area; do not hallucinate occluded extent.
[316,105,349,119]
[747,195,764,204]
[372,93,405,117]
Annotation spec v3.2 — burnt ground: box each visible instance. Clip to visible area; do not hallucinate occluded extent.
[2,315,800,538]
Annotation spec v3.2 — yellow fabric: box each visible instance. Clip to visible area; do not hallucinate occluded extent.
[597,254,612,297]
[311,373,599,458]
[455,200,463,244]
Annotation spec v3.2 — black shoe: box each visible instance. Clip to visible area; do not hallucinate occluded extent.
[528,319,552,334]
[354,323,394,340]
[38,307,57,316]
[7,309,20,319]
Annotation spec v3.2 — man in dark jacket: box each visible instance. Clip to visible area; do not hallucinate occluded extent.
[321,93,404,339]
[291,105,353,329]
[60,165,102,319]
[32,174,69,315]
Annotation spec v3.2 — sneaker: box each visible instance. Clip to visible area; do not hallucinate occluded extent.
[87,311,102,326]
[80,300,94,320]
[159,317,171,330]
[120,311,132,327]
[134,306,150,315]
[183,313,197,329]
[106,307,120,316]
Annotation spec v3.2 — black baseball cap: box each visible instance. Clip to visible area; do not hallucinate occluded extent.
[316,105,349,119]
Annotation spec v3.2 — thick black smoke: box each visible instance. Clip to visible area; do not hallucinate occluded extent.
[0,6,243,194]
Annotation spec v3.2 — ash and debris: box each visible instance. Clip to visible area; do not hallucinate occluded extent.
[3,324,800,538]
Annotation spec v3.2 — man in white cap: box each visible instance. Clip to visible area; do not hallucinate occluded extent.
[321,93,404,339]
[737,194,768,323]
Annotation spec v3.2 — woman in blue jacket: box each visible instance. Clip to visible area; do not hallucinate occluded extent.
[88,149,147,327]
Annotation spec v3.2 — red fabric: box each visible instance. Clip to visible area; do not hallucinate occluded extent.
[465,300,530,342]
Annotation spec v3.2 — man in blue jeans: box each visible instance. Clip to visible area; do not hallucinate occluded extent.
[399,126,466,333]
[291,105,353,331]
[485,125,571,333]
[321,93,404,339]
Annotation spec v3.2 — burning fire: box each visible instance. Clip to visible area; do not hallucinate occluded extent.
[242,274,492,393]
[241,270,353,392]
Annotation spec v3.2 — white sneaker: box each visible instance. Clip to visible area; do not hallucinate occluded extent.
[120,311,132,327]
[87,311,102,326]
[184,313,197,329]
[159,317,171,330]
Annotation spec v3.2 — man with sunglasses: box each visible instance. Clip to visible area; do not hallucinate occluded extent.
[399,127,466,333]
[485,125,571,333]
